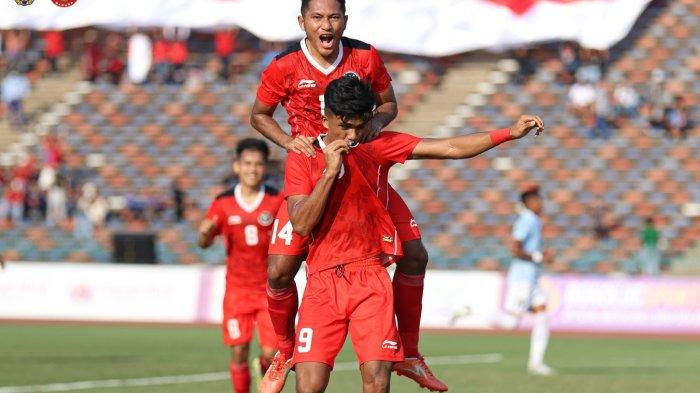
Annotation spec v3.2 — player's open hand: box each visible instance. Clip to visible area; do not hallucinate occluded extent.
[510,115,544,139]
[357,119,382,143]
[285,136,317,158]
[323,140,350,178]
[199,216,219,238]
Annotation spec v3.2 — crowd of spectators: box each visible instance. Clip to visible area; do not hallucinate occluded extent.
[513,42,693,140]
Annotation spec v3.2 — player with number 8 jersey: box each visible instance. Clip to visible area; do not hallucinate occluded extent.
[198,139,282,393]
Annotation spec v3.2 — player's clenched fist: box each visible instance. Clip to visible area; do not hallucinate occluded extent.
[323,140,350,178]
[510,115,544,139]
[199,215,219,238]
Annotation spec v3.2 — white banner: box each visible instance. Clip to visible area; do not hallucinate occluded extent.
[0,263,202,323]
[0,0,651,55]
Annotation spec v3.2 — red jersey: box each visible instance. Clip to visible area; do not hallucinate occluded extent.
[206,185,283,288]
[256,37,392,138]
[284,132,421,274]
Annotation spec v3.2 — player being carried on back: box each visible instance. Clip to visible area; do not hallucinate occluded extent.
[284,75,544,393]
[198,138,283,393]
[251,0,443,390]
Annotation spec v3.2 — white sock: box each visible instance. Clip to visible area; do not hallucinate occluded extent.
[529,312,550,366]
[495,312,519,330]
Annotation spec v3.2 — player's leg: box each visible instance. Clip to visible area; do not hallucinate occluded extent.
[230,343,252,393]
[261,253,302,393]
[347,264,403,392]
[527,287,555,376]
[223,311,255,393]
[266,202,307,360]
[294,270,348,393]
[359,361,393,393]
[387,188,447,391]
[256,307,280,376]
[387,187,428,358]
[295,363,331,393]
[266,253,303,358]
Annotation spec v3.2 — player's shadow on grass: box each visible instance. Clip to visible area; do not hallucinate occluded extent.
[6,355,136,364]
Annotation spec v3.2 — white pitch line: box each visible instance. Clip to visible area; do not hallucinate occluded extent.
[0,353,502,393]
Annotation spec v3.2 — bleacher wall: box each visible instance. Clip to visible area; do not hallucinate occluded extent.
[1,263,699,335]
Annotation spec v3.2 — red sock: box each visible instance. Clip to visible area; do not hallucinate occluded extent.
[230,362,250,393]
[259,355,271,375]
[266,282,298,358]
[393,271,424,358]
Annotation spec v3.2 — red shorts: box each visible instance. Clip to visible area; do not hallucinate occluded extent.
[268,187,421,256]
[222,287,276,348]
[292,261,403,368]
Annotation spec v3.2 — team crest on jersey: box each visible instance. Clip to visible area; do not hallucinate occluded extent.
[258,211,274,226]
[228,215,242,225]
[297,79,317,89]
[14,0,35,6]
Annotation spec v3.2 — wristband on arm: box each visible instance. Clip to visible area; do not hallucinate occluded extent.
[489,128,514,145]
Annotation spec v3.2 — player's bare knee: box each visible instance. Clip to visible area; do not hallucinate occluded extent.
[267,255,301,288]
[296,375,327,393]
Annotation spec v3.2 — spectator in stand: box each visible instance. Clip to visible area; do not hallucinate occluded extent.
[1,66,31,130]
[641,69,672,129]
[215,28,238,80]
[23,179,45,222]
[3,30,30,65]
[164,27,190,84]
[664,96,692,139]
[576,48,602,84]
[558,42,579,84]
[74,182,109,239]
[127,29,153,85]
[568,76,596,136]
[3,176,25,224]
[83,29,102,82]
[152,30,170,84]
[172,177,185,222]
[101,33,125,84]
[513,47,536,85]
[613,82,640,120]
[46,176,67,227]
[42,30,64,72]
[41,134,62,168]
[590,81,612,139]
[639,217,661,276]
[592,200,621,242]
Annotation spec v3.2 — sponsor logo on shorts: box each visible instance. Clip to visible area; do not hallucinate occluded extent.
[14,0,35,6]
[381,340,398,350]
[258,211,274,226]
[228,215,242,225]
[382,235,394,243]
[298,79,317,89]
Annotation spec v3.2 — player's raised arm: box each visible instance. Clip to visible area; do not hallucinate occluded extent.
[409,115,544,160]
[287,140,349,236]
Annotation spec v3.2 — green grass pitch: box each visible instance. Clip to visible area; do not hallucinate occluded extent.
[1,324,699,393]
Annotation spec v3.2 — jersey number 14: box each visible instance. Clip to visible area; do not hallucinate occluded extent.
[271,219,294,246]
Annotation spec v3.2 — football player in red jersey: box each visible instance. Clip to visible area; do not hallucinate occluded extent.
[250,1,441,390]
[198,138,283,393]
[284,76,544,393]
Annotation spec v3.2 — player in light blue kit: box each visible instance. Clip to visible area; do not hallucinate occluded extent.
[496,186,556,376]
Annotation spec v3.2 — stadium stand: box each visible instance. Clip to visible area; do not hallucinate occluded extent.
[1,0,699,272]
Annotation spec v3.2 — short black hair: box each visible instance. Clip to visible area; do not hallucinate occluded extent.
[520,188,540,204]
[301,0,346,15]
[324,75,375,123]
[236,138,270,161]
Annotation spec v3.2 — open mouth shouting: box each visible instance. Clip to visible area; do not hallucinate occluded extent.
[319,33,336,51]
